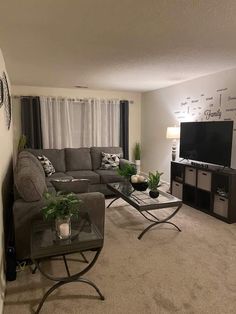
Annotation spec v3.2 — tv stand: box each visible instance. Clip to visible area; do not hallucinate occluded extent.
[170,161,236,223]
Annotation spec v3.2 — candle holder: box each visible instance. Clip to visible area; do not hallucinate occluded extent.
[55,216,71,240]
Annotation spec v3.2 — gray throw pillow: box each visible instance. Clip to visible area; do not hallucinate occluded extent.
[100,152,121,170]
[38,155,55,177]
[51,179,89,194]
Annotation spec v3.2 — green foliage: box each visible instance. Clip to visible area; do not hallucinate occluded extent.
[148,171,163,191]
[41,192,82,220]
[134,142,141,160]
[18,134,27,153]
[117,163,137,179]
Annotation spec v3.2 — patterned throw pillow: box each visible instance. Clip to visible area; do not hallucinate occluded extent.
[100,152,121,170]
[37,155,55,177]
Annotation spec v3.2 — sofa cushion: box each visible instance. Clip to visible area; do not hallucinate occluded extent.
[15,153,47,202]
[90,147,123,170]
[27,149,66,172]
[66,170,100,184]
[51,179,89,194]
[65,148,92,171]
[95,170,125,184]
[18,151,45,178]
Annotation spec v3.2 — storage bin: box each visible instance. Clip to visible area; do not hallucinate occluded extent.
[197,170,212,191]
[213,194,228,218]
[185,167,196,186]
[172,181,183,199]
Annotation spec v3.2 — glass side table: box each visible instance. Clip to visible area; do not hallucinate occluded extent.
[31,212,104,313]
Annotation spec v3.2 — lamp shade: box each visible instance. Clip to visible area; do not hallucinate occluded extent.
[166,127,180,139]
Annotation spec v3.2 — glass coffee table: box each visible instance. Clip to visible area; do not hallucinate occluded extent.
[107,182,182,239]
[31,212,104,313]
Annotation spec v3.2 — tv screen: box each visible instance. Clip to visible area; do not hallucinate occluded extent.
[180,121,233,167]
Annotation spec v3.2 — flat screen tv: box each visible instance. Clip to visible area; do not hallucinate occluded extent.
[179,121,233,167]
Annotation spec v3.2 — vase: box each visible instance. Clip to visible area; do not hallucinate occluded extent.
[149,190,159,199]
[135,160,141,174]
[55,216,71,239]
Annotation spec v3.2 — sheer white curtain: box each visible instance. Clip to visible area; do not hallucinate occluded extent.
[40,96,120,149]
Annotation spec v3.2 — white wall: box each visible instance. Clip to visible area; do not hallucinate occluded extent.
[0,49,13,313]
[141,68,236,182]
[12,85,141,161]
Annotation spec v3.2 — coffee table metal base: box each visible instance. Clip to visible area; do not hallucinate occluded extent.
[137,205,182,239]
[33,249,104,313]
[107,197,182,239]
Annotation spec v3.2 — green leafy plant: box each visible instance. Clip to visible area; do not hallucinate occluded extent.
[41,192,82,220]
[117,163,137,179]
[17,134,27,153]
[134,142,141,160]
[148,171,163,191]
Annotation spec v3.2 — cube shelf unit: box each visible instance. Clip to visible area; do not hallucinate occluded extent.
[170,161,236,223]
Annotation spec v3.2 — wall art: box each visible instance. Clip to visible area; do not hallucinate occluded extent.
[2,72,11,129]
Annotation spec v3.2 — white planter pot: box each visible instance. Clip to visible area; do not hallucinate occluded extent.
[135,160,141,174]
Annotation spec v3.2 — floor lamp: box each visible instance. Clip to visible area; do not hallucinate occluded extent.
[166,126,180,161]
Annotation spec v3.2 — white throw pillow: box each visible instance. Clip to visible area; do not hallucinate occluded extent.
[100,152,121,170]
[37,155,55,177]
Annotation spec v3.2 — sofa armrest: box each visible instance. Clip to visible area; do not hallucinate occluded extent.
[119,158,136,170]
[77,192,105,238]
[13,192,105,261]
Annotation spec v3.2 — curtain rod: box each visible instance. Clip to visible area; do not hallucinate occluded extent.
[12,95,134,103]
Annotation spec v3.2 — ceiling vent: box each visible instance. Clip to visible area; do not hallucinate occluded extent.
[74,85,88,89]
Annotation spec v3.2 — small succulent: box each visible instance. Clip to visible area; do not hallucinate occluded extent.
[148,171,163,191]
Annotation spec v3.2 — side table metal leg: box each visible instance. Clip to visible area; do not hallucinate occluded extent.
[35,281,64,314]
[77,277,105,300]
[80,252,89,263]
[62,255,71,277]
[32,265,37,274]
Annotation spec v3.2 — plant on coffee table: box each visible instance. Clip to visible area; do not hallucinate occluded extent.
[148,171,163,198]
[42,192,82,239]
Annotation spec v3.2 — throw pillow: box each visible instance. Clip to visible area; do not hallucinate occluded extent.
[51,179,89,194]
[100,152,121,170]
[38,155,55,177]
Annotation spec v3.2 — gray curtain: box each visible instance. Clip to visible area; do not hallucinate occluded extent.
[120,100,129,159]
[21,96,43,149]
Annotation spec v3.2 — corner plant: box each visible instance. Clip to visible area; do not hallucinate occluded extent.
[17,134,27,154]
[148,171,163,191]
[41,192,82,220]
[117,163,137,179]
[134,142,141,160]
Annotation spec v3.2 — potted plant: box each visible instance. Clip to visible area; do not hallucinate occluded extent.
[148,171,163,198]
[17,134,27,154]
[134,143,141,174]
[117,163,137,181]
[41,192,82,239]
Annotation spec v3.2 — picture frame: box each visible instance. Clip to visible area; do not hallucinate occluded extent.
[0,78,3,108]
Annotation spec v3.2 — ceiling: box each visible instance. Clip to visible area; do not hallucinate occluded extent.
[1,0,236,92]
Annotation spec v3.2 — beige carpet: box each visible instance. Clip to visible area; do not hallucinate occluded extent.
[4,198,236,314]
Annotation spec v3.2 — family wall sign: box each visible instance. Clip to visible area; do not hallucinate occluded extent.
[174,87,236,131]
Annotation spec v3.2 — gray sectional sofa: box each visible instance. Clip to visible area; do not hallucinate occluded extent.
[27,146,127,195]
[13,146,132,260]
